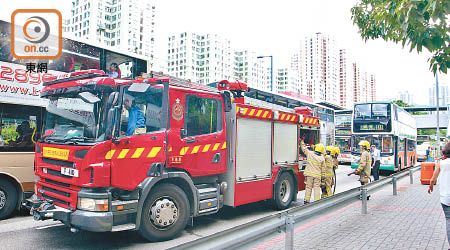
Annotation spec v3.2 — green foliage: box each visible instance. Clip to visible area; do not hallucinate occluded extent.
[418,128,446,137]
[1,124,18,143]
[351,0,450,74]
[393,99,410,107]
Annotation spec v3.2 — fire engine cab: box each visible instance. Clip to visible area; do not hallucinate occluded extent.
[30,70,321,241]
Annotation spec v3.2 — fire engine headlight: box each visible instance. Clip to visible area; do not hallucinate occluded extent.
[77,198,109,212]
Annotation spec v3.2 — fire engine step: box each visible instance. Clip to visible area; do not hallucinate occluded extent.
[196,184,220,214]
[111,223,136,232]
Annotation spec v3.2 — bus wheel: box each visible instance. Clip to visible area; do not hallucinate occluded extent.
[0,179,17,220]
[138,183,190,242]
[272,172,295,210]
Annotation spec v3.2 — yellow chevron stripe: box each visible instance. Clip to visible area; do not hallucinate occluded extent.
[202,144,211,152]
[304,117,309,124]
[248,109,256,116]
[236,107,239,114]
[242,108,248,115]
[147,147,162,158]
[291,115,296,121]
[169,147,173,152]
[262,111,269,118]
[286,115,291,121]
[117,149,129,159]
[268,114,272,119]
[191,145,201,154]
[131,148,145,158]
[105,150,116,160]
[221,142,227,149]
[280,114,286,120]
[180,147,189,156]
[212,143,221,151]
[256,110,262,117]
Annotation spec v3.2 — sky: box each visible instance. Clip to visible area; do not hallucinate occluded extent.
[2,0,448,105]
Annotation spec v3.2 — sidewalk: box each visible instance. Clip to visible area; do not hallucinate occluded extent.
[250,172,449,250]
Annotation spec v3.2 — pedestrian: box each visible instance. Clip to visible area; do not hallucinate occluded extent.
[300,140,326,204]
[427,146,431,162]
[428,142,450,245]
[371,144,381,181]
[321,146,334,198]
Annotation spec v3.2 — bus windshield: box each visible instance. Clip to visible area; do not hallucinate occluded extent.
[335,137,351,153]
[42,92,109,144]
[354,103,390,120]
[352,135,394,156]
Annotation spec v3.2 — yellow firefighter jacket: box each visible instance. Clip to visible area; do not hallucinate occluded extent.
[333,157,339,170]
[324,155,334,177]
[300,141,325,178]
[358,151,372,177]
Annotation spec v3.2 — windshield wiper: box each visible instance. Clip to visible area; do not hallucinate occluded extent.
[51,136,95,145]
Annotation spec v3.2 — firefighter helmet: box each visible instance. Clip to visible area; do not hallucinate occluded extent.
[358,140,370,150]
[315,143,325,154]
[326,146,333,154]
[334,147,341,156]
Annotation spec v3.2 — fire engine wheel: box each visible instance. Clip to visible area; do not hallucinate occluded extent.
[139,183,190,242]
[0,179,17,220]
[272,172,295,210]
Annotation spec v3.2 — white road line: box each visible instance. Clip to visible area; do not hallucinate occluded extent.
[36,224,64,230]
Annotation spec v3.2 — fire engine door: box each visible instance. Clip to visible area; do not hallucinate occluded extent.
[109,86,167,190]
[167,91,227,177]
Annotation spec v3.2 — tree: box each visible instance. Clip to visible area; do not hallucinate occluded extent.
[351,0,450,74]
[393,99,410,107]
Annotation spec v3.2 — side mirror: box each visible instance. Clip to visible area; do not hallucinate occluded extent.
[180,128,187,137]
[78,92,101,104]
[221,91,232,112]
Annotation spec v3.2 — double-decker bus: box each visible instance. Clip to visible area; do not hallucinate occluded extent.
[335,110,352,164]
[351,102,417,172]
[0,19,147,219]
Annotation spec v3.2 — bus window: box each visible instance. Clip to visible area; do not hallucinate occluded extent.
[0,104,44,152]
[48,39,101,72]
[105,51,135,79]
[382,136,393,154]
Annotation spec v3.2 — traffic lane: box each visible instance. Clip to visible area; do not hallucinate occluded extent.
[0,165,363,249]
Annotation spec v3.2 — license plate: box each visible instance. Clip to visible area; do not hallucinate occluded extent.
[61,167,78,177]
[43,147,70,160]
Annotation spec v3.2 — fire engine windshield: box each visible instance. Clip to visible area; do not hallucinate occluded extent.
[42,93,109,144]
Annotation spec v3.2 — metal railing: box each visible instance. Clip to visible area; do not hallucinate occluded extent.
[171,165,421,250]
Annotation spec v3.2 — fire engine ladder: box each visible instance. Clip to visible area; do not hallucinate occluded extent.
[145,71,219,93]
[194,183,221,215]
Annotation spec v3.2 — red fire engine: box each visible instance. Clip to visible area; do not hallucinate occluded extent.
[30,70,321,241]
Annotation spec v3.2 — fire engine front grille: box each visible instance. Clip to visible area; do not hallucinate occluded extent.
[44,178,70,188]
[45,168,73,179]
[42,158,74,168]
[42,186,70,197]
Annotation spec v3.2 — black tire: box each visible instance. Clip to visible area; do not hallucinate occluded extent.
[0,179,18,220]
[138,183,190,242]
[272,172,295,210]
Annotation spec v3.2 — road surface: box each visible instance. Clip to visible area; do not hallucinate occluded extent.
[0,165,367,249]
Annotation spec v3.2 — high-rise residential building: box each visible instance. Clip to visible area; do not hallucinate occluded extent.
[233,51,269,90]
[167,32,232,85]
[339,49,354,109]
[295,33,340,105]
[352,62,376,104]
[396,91,414,105]
[64,0,156,64]
[429,83,449,106]
[275,68,300,93]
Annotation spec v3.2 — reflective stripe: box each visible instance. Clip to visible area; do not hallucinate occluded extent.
[212,143,221,151]
[280,114,286,120]
[307,159,322,167]
[147,147,161,158]
[256,110,262,117]
[304,170,321,177]
[202,144,211,152]
[248,109,256,116]
[191,145,201,154]
[105,150,116,160]
[262,111,269,118]
[131,148,145,158]
[117,149,129,159]
[221,142,227,149]
[180,147,189,156]
[286,115,291,121]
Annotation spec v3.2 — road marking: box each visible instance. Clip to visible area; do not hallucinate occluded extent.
[36,224,64,230]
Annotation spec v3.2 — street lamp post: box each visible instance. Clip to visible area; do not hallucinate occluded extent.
[257,55,273,92]
[436,73,440,157]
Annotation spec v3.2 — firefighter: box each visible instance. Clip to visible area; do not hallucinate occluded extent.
[321,146,334,198]
[300,140,326,204]
[349,140,372,185]
[331,146,340,193]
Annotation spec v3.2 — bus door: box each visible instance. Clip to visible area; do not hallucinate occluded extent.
[394,136,399,171]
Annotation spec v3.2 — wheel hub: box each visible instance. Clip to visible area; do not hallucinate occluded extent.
[280,179,291,203]
[150,198,178,228]
[0,190,6,210]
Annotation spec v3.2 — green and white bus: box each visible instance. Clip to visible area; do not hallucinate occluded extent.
[351,102,417,172]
